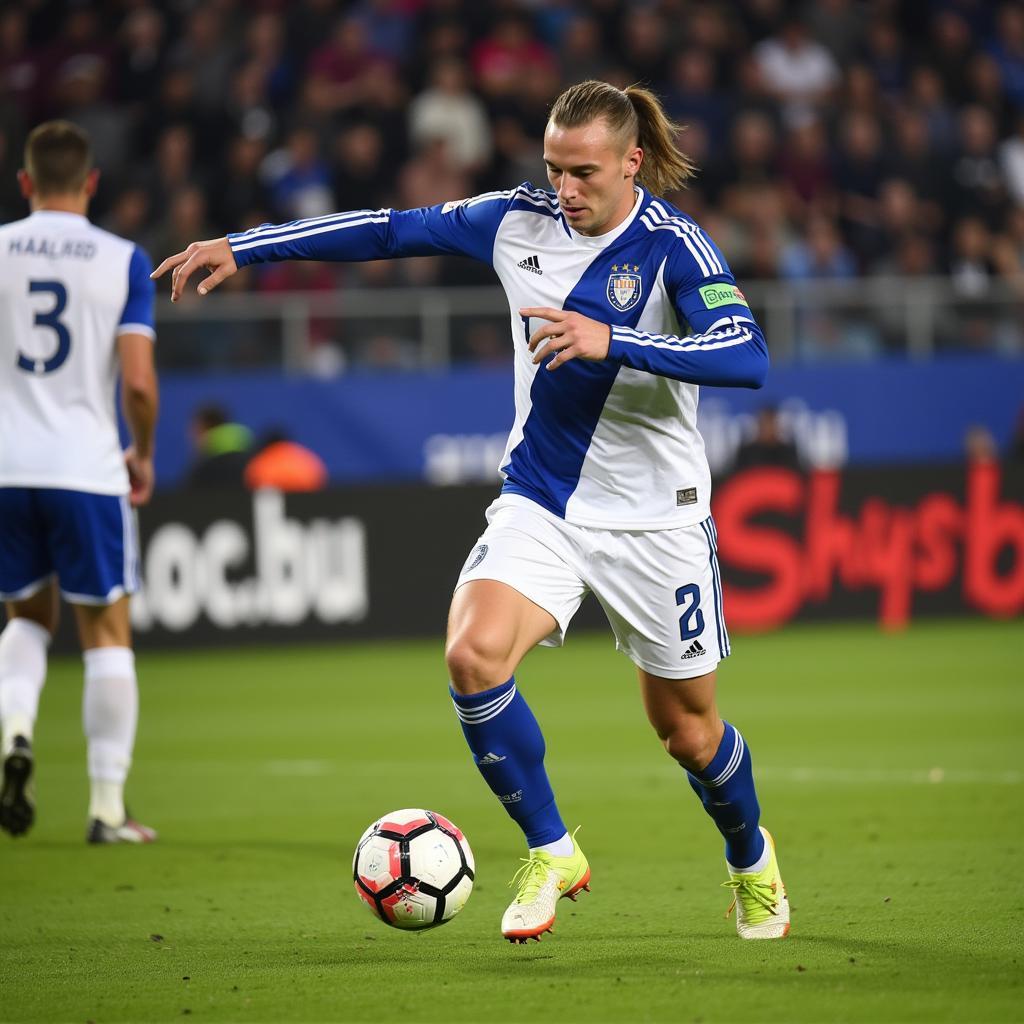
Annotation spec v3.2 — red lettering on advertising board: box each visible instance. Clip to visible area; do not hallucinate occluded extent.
[714,464,1024,630]
[964,462,1024,616]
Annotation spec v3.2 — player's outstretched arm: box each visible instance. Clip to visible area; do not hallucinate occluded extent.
[151,237,237,303]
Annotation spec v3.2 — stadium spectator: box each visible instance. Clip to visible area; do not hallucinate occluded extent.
[860,18,907,98]
[408,59,491,173]
[240,12,295,111]
[113,7,166,110]
[244,430,328,492]
[470,15,556,101]
[999,113,1024,206]
[0,8,38,121]
[781,215,857,281]
[306,16,390,116]
[949,216,996,296]
[753,19,840,127]
[927,10,976,104]
[664,49,730,159]
[186,405,252,489]
[778,118,834,221]
[619,6,672,86]
[331,123,387,213]
[57,57,128,174]
[805,0,866,69]
[885,108,950,230]
[262,126,333,222]
[167,8,235,113]
[988,3,1024,107]
[556,15,606,88]
[209,135,270,236]
[835,111,886,266]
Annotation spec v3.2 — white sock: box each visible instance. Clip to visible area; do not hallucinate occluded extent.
[532,831,574,857]
[83,647,138,825]
[728,840,771,876]
[0,618,50,755]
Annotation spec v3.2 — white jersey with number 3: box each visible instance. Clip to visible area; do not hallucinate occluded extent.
[0,210,155,495]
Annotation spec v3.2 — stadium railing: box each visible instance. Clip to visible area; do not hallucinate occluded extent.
[154,276,1024,371]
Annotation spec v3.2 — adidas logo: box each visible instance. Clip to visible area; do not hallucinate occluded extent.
[477,751,506,765]
[681,640,706,660]
[517,254,543,275]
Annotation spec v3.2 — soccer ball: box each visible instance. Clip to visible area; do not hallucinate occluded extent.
[353,808,475,929]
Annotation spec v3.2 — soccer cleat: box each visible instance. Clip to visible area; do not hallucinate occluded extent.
[501,832,590,943]
[722,826,790,939]
[86,813,158,845]
[0,735,35,838]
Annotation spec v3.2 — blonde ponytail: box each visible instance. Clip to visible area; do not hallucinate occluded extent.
[549,80,697,196]
[623,85,697,195]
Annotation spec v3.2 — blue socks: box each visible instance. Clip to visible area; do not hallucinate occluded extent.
[687,721,766,870]
[450,677,567,848]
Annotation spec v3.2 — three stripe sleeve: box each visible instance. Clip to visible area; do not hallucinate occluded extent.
[226,187,544,268]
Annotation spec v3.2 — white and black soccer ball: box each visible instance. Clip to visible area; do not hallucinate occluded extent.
[353,808,475,929]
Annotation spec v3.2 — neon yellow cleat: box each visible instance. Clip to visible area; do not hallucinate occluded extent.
[502,832,591,944]
[722,826,790,939]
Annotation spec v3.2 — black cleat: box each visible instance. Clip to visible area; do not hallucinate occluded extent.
[0,736,35,837]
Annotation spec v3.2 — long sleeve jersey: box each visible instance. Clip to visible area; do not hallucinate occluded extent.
[229,183,767,529]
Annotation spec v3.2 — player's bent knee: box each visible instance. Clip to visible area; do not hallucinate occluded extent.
[662,718,720,772]
[445,635,513,695]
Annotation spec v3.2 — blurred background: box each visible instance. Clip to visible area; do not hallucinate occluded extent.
[4,0,1022,644]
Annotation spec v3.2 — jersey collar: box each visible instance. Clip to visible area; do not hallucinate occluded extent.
[28,209,90,223]
[566,186,644,249]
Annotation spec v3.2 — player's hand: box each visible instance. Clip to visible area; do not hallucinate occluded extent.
[151,237,237,302]
[124,447,154,507]
[521,307,612,370]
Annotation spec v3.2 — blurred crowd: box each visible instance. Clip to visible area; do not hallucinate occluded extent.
[3,0,1024,365]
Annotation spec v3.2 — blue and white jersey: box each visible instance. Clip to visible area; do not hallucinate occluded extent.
[0,211,155,495]
[229,184,767,529]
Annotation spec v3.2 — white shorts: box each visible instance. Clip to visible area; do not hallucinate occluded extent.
[455,495,730,680]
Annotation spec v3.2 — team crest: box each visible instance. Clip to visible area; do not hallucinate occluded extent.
[607,264,642,311]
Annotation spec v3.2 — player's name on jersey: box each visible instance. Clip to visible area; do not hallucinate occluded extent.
[8,236,97,260]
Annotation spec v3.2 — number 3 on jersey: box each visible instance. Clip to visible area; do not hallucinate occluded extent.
[675,583,705,641]
[19,280,71,375]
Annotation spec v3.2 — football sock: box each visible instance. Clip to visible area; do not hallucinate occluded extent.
[451,676,567,848]
[687,721,766,870]
[533,832,574,857]
[0,617,50,755]
[83,647,138,825]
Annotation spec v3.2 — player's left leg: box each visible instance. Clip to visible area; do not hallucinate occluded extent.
[639,670,788,938]
[592,515,788,938]
[73,598,155,844]
[40,487,155,844]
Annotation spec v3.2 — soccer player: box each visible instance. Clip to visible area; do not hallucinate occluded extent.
[153,81,789,940]
[0,121,159,844]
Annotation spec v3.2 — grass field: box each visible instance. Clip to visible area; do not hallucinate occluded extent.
[0,619,1021,1023]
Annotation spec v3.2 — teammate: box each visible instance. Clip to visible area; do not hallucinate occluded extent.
[153,81,789,940]
[0,121,159,844]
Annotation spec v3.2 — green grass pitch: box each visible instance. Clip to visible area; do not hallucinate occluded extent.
[1,619,1021,1023]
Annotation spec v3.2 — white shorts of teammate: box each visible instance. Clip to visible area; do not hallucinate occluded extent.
[456,495,730,680]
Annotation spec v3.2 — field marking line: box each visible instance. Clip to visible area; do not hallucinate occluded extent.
[263,760,334,776]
